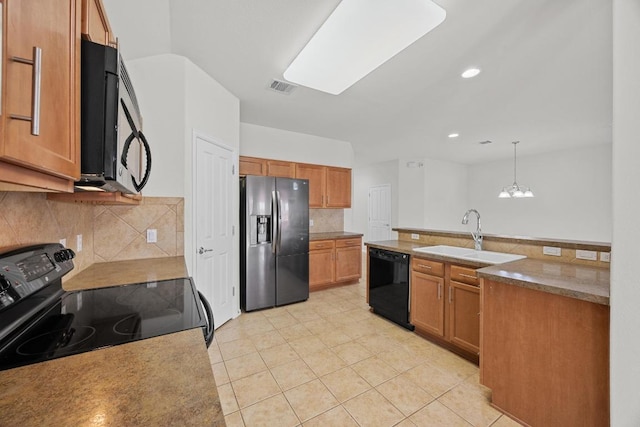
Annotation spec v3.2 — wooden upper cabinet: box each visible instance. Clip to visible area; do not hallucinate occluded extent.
[325,166,351,208]
[266,160,295,178]
[81,0,115,46]
[239,156,267,176]
[295,163,326,208]
[0,0,81,191]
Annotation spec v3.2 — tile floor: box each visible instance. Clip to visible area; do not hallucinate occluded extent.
[208,273,522,426]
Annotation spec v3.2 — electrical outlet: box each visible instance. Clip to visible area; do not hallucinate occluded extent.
[600,252,611,262]
[147,229,158,243]
[411,233,420,240]
[76,235,83,252]
[576,250,598,261]
[309,219,314,227]
[59,238,67,248]
[543,246,561,256]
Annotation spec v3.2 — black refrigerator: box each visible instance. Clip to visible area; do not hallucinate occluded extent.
[240,176,309,311]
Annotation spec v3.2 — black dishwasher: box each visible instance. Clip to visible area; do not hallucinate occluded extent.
[368,248,414,330]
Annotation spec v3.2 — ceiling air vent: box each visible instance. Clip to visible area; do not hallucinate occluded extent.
[268,79,297,95]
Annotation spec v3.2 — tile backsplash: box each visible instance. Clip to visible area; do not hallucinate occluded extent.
[309,209,344,233]
[0,192,184,278]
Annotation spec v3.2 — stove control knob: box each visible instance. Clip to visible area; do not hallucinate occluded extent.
[54,249,76,262]
[0,274,11,291]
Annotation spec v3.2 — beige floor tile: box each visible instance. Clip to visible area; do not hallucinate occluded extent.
[267,312,298,329]
[215,326,247,344]
[278,323,313,341]
[302,405,359,427]
[225,352,268,382]
[260,305,289,318]
[438,381,502,426]
[241,320,276,337]
[491,415,525,426]
[287,307,322,323]
[343,389,404,427]
[377,347,425,373]
[303,318,333,335]
[317,329,353,348]
[409,400,471,426]
[356,333,399,353]
[212,362,230,385]
[332,341,373,365]
[232,370,281,409]
[321,366,371,402]
[240,394,300,427]
[342,321,375,339]
[217,383,239,415]
[248,329,286,351]
[288,335,328,357]
[270,359,317,391]
[427,351,478,382]
[302,348,347,377]
[284,378,340,422]
[404,362,462,398]
[376,374,435,416]
[224,411,245,427]
[207,345,223,364]
[219,338,257,360]
[259,342,300,369]
[394,419,417,427]
[352,356,399,387]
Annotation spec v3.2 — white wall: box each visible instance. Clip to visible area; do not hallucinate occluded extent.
[128,55,186,198]
[611,0,640,425]
[398,160,426,229]
[240,123,354,167]
[353,160,400,244]
[423,159,469,232]
[468,144,612,241]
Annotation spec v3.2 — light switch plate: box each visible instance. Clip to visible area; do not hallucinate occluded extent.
[76,235,82,252]
[600,252,611,262]
[411,233,420,240]
[576,250,598,261]
[59,238,67,248]
[309,219,314,227]
[147,229,158,243]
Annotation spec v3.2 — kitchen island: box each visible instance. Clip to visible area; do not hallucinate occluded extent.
[0,257,224,427]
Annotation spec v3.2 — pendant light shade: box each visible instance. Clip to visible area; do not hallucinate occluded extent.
[499,141,534,198]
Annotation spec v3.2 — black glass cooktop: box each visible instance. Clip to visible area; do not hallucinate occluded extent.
[0,277,206,371]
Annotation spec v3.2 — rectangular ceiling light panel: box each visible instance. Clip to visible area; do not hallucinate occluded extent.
[283,0,446,95]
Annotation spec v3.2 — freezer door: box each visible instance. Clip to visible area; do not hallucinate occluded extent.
[275,178,309,257]
[276,253,309,306]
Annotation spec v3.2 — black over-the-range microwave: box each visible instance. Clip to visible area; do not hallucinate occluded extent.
[77,40,151,194]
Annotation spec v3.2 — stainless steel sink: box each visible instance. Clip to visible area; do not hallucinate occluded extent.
[413,245,526,264]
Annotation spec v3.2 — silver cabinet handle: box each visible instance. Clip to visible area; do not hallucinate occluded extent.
[10,47,42,136]
[418,264,432,269]
[198,247,213,254]
[459,273,476,279]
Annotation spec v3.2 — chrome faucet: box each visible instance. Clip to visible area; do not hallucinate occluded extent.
[462,209,483,251]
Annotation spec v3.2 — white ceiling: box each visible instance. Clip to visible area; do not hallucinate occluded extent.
[103,0,612,166]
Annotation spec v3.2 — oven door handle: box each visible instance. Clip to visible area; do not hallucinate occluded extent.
[198,291,214,348]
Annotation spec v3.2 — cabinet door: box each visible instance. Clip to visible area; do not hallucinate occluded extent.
[448,281,480,354]
[266,160,295,178]
[309,248,334,290]
[81,0,114,46]
[325,167,351,208]
[410,271,445,336]
[2,0,80,180]
[295,163,325,208]
[239,156,266,176]
[335,246,361,282]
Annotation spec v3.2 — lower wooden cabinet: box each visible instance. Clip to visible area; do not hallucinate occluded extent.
[309,236,361,291]
[410,257,480,361]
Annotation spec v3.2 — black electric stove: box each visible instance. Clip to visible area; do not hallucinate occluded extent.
[0,243,213,372]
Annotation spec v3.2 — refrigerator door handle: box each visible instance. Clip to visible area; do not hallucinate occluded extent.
[271,190,278,254]
[276,190,283,252]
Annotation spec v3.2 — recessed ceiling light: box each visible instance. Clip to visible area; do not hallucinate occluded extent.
[461,68,481,79]
[448,133,459,138]
[284,0,447,95]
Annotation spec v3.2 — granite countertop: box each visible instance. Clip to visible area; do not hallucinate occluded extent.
[63,256,189,291]
[365,240,610,305]
[477,258,610,305]
[1,256,225,426]
[0,329,223,426]
[310,231,363,240]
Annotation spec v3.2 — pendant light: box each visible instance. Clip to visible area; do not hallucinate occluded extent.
[498,141,534,198]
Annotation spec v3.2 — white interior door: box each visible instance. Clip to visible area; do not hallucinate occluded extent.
[194,134,234,329]
[369,184,392,242]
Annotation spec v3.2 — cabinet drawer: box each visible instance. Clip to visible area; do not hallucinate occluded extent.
[450,265,479,286]
[310,240,335,251]
[335,238,361,248]
[412,258,444,277]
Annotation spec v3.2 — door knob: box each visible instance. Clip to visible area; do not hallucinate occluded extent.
[198,247,213,254]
